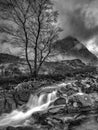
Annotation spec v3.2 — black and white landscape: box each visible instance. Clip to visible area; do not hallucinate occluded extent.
[0,0,98,130]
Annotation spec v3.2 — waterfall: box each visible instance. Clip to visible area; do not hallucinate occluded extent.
[0,91,57,128]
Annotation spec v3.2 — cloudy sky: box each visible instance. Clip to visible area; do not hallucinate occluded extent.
[1,0,98,57]
[54,0,98,56]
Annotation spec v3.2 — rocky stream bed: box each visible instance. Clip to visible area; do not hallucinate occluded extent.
[0,76,98,130]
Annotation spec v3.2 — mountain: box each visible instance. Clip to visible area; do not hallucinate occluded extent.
[53,36,98,64]
[0,53,96,77]
[40,59,96,76]
[0,53,21,64]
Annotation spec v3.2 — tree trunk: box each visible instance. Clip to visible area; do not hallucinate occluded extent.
[33,15,41,79]
[37,48,51,75]
[34,47,38,79]
[25,43,33,76]
[24,25,33,77]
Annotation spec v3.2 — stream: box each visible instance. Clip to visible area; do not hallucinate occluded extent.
[0,80,98,130]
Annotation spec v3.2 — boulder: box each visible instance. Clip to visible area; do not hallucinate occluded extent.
[48,105,66,114]
[53,97,66,106]
[68,93,93,107]
[14,81,33,91]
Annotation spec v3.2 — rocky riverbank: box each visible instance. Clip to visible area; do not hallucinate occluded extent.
[0,75,98,130]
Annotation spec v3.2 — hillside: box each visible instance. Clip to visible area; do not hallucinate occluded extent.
[40,59,96,76]
[0,53,22,64]
[53,36,98,64]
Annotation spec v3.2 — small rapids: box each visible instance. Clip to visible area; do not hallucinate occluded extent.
[0,91,57,128]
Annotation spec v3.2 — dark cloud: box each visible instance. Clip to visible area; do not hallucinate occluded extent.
[54,0,98,41]
[65,8,98,40]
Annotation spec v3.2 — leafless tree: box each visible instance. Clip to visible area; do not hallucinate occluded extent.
[0,0,62,78]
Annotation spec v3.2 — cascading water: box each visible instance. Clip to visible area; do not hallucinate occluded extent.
[0,91,57,128]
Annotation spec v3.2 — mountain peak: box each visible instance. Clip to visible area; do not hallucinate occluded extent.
[54,36,98,64]
[64,36,78,41]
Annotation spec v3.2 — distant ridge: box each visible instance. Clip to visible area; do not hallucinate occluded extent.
[0,53,21,63]
[53,36,98,64]
[40,58,96,75]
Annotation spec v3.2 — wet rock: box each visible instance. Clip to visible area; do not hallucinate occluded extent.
[46,117,64,129]
[68,93,93,107]
[60,86,66,94]
[53,97,66,106]
[14,81,33,91]
[14,90,30,106]
[48,105,66,114]
[90,93,98,103]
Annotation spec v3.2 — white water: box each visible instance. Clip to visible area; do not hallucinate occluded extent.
[0,91,57,128]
